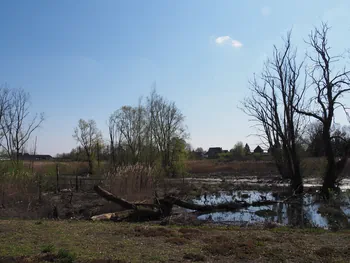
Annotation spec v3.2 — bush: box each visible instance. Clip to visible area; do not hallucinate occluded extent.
[57,249,76,263]
[41,244,55,253]
[253,153,262,161]
[218,152,233,161]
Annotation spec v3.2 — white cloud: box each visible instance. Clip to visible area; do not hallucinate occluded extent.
[215,36,243,48]
[261,6,271,17]
[231,40,243,48]
[215,36,231,44]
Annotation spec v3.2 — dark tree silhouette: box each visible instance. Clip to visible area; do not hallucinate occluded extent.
[242,31,305,193]
[244,143,251,155]
[294,23,350,196]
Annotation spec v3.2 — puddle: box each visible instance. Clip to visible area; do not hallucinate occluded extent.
[192,190,350,229]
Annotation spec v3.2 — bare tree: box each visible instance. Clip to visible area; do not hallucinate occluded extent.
[242,31,305,193]
[294,23,350,196]
[1,89,44,165]
[0,86,11,144]
[73,119,101,174]
[117,104,147,164]
[108,110,123,167]
[106,89,188,176]
[30,136,38,173]
[145,89,157,166]
[147,89,187,175]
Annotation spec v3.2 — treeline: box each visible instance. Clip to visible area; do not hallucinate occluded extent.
[187,124,350,162]
[58,89,188,176]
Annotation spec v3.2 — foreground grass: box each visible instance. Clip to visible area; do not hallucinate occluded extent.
[0,220,349,262]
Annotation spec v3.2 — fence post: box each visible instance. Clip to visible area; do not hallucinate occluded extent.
[56,163,60,193]
[75,174,79,192]
[38,174,42,203]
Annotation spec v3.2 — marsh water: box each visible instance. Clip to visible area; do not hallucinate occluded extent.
[192,190,350,229]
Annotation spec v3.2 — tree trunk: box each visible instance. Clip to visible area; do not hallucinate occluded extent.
[97,143,101,169]
[322,130,337,197]
[289,140,303,194]
[110,144,116,169]
[291,155,303,194]
[93,185,136,209]
[16,150,20,167]
[88,159,94,175]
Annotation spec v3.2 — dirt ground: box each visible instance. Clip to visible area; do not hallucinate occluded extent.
[0,220,349,263]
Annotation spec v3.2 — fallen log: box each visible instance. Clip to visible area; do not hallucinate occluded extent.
[91,212,116,221]
[93,185,136,210]
[112,208,163,222]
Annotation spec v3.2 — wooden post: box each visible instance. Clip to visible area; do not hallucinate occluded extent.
[75,174,79,192]
[56,164,60,193]
[38,174,42,203]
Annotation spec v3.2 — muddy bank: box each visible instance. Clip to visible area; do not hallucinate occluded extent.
[0,190,123,220]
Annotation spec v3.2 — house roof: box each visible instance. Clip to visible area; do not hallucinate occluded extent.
[19,153,53,158]
[253,146,264,153]
[208,147,222,151]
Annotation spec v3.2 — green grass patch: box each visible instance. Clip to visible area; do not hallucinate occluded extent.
[0,220,349,262]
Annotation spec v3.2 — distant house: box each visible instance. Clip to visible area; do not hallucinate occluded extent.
[253,146,264,154]
[18,153,53,161]
[207,147,222,158]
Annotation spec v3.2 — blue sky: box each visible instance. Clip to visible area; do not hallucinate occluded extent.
[0,0,350,155]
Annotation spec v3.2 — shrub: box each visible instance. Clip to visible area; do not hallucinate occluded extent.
[57,248,76,263]
[41,244,55,253]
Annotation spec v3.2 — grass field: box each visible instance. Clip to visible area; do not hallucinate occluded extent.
[0,220,349,262]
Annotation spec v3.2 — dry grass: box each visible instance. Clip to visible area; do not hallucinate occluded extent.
[186,160,278,175]
[4,157,332,180]
[133,225,176,238]
[102,165,156,202]
[183,252,206,262]
[0,220,349,262]
[0,172,38,211]
[186,158,330,178]
[165,237,189,245]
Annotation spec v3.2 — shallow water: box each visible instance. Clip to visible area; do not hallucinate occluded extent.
[183,178,350,190]
[192,190,350,229]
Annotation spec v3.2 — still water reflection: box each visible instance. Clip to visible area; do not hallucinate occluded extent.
[192,190,350,229]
